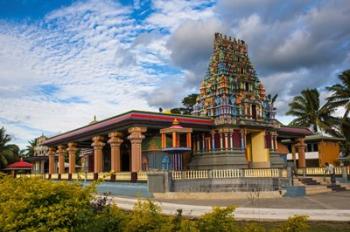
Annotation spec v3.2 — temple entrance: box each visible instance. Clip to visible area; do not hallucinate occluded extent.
[121,140,131,171]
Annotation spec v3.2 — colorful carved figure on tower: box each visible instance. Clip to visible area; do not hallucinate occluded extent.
[192,33,275,126]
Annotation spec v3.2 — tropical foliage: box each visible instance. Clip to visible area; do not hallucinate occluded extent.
[0,127,20,169]
[0,176,313,232]
[22,138,37,158]
[286,88,334,132]
[287,69,350,157]
[327,69,350,118]
[171,93,199,115]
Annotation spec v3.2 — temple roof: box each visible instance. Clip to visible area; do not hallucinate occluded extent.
[304,134,345,142]
[277,126,313,137]
[43,110,213,146]
[5,159,33,170]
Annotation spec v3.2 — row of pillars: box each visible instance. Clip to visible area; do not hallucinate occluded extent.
[48,127,147,175]
[193,130,279,152]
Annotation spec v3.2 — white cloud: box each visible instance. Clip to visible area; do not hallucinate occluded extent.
[0,0,349,148]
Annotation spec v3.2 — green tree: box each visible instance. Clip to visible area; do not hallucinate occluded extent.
[171,93,199,115]
[0,127,19,169]
[23,138,37,158]
[170,107,188,114]
[182,93,199,112]
[326,117,350,158]
[286,89,334,133]
[326,69,350,118]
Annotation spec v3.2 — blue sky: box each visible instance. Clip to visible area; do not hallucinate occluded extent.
[0,0,349,148]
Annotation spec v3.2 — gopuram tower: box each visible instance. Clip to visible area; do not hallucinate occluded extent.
[191,33,283,169]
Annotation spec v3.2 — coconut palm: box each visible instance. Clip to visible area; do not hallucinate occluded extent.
[286,88,335,133]
[23,139,37,158]
[326,116,350,158]
[0,127,20,169]
[326,69,350,118]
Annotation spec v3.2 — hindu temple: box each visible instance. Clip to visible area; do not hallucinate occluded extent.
[40,33,312,181]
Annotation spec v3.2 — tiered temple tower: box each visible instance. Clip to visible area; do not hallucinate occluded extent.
[193,33,275,125]
[191,33,283,169]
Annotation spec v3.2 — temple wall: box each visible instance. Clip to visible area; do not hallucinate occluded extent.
[251,131,270,168]
[171,178,288,192]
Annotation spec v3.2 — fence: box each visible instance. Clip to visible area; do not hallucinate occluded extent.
[16,171,148,182]
[296,166,350,176]
[171,168,287,180]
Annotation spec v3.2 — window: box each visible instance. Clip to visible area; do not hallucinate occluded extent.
[306,143,318,152]
[307,143,312,152]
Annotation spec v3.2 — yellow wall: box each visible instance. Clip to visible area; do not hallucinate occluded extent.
[246,135,252,162]
[251,131,270,167]
[318,141,340,166]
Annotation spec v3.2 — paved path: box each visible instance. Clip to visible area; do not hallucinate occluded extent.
[108,195,350,221]
[159,191,350,210]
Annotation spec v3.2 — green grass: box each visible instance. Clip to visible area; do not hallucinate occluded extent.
[236,221,350,232]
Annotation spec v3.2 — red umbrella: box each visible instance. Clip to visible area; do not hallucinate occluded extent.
[5,158,33,170]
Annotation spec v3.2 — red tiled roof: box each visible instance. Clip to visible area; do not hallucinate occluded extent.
[5,159,32,170]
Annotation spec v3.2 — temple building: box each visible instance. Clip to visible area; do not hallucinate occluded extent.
[42,33,313,180]
[27,135,49,174]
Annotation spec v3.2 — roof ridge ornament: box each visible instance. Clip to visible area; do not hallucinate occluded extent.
[172,118,180,125]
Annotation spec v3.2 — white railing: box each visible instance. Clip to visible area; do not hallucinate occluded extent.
[297,166,349,176]
[172,168,287,180]
[15,171,148,182]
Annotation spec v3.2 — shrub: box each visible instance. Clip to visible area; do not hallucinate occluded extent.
[125,200,173,232]
[242,223,266,232]
[0,175,96,232]
[274,215,310,232]
[171,209,198,232]
[197,206,238,232]
[86,204,129,232]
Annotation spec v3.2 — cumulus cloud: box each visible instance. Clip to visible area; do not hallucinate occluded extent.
[163,0,350,118]
[0,0,349,147]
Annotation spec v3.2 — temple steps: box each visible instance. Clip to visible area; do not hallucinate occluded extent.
[294,177,347,195]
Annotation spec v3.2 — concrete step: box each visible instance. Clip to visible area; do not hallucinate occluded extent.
[298,178,321,186]
[326,185,347,192]
[305,186,332,195]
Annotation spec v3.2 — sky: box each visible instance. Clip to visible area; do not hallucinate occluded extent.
[0,0,349,148]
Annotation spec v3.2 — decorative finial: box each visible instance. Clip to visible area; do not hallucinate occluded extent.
[172,118,180,125]
[89,115,98,125]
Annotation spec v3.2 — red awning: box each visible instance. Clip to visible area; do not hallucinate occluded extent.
[5,159,33,170]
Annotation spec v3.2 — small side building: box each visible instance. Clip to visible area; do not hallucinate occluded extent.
[283,134,343,167]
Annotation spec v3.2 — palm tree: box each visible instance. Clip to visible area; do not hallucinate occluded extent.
[327,117,350,158]
[0,127,20,169]
[24,139,37,158]
[286,89,335,133]
[327,69,350,117]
